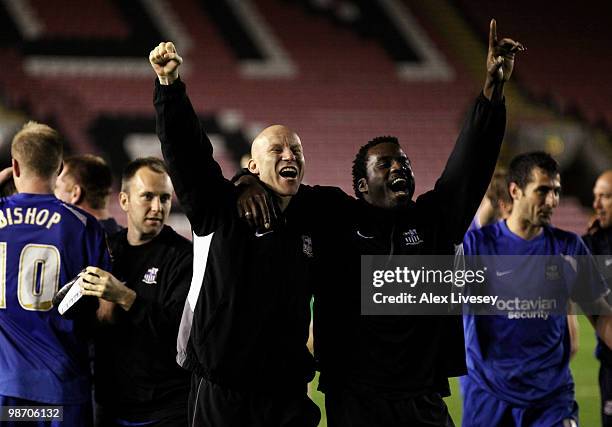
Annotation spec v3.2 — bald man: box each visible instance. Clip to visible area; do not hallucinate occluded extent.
[583,170,612,426]
[150,43,319,426]
[248,125,304,208]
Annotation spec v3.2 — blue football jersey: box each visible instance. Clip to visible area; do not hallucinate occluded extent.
[0,193,111,404]
[463,220,606,405]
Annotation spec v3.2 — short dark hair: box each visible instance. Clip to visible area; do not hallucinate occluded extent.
[507,151,560,190]
[121,157,168,192]
[352,136,401,199]
[63,155,112,209]
[11,121,62,178]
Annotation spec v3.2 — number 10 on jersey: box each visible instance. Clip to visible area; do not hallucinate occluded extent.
[0,242,60,311]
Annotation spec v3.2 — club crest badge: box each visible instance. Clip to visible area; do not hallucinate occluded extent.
[545,263,561,281]
[142,267,159,285]
[302,235,313,258]
[403,229,423,246]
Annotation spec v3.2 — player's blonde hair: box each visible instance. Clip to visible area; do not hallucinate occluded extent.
[11,121,63,178]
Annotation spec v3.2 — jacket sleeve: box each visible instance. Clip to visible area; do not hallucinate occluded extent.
[154,78,236,235]
[417,93,506,244]
[294,184,356,226]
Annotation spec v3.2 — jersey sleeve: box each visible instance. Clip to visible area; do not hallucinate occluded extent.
[58,217,111,321]
[154,78,236,235]
[85,218,112,271]
[462,230,477,256]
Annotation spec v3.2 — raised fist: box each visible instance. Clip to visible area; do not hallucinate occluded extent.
[149,41,183,85]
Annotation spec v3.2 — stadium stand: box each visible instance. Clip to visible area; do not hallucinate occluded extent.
[455,0,612,127]
[0,0,608,234]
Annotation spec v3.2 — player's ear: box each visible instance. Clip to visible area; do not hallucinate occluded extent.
[247,158,259,175]
[72,185,83,205]
[508,182,522,201]
[119,191,129,212]
[11,159,20,178]
[357,177,368,195]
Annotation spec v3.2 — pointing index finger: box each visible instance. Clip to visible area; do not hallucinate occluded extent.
[489,18,497,50]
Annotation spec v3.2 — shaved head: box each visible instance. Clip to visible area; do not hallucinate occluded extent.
[597,170,612,186]
[248,125,305,209]
[251,125,300,158]
[593,170,612,228]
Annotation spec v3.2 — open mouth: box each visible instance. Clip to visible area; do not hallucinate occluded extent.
[389,177,408,193]
[279,166,298,179]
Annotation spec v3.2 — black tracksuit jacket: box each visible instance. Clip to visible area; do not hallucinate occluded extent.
[94,226,192,421]
[584,224,612,365]
[297,93,507,397]
[155,79,315,393]
[155,78,505,397]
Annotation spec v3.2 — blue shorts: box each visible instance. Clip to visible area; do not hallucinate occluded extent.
[461,377,578,427]
[0,394,92,427]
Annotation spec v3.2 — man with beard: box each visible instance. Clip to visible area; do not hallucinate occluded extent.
[237,19,522,427]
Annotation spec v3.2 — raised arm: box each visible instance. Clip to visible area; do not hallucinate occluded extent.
[419,20,524,244]
[150,42,235,235]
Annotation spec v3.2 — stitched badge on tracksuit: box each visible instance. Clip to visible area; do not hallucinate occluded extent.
[142,267,159,285]
[302,235,313,258]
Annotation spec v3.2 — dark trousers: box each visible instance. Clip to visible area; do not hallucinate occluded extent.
[601,363,612,427]
[325,388,455,427]
[188,374,320,427]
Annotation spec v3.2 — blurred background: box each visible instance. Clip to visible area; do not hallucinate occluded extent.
[0,0,610,423]
[1,0,610,235]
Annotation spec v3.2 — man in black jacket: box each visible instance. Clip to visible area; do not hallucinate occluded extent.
[236,19,523,426]
[78,158,192,426]
[583,170,612,426]
[149,44,320,426]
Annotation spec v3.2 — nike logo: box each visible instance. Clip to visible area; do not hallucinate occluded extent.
[356,230,374,239]
[496,270,513,277]
[606,258,612,267]
[255,230,274,238]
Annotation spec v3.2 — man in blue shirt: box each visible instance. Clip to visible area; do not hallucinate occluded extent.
[0,122,111,426]
[462,151,612,426]
[54,154,122,236]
